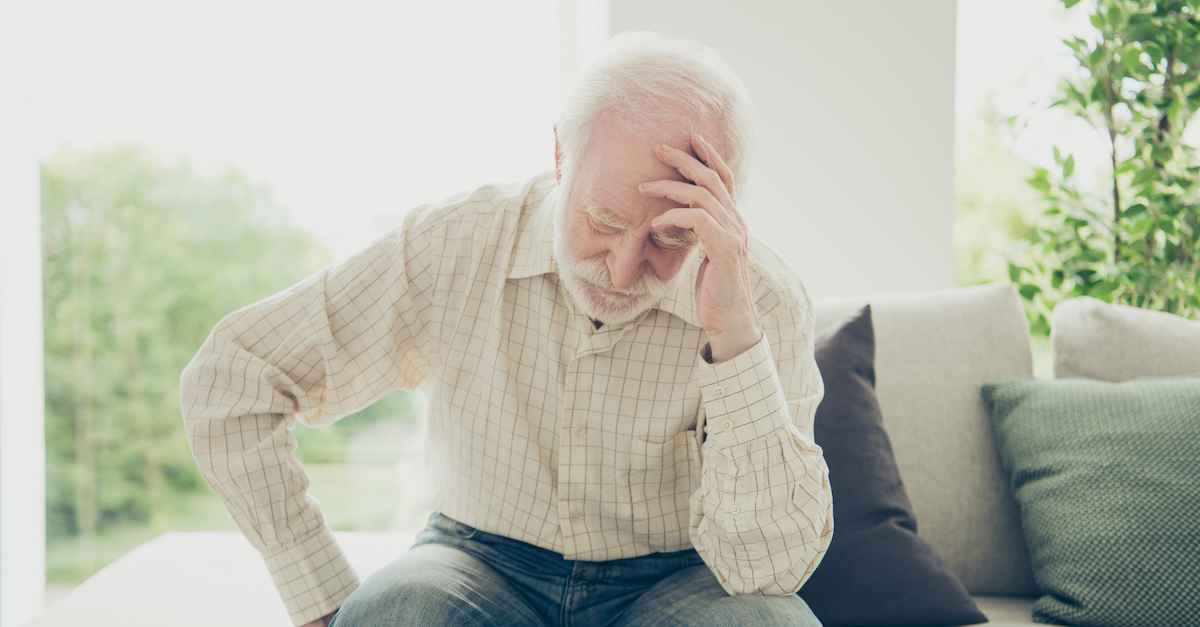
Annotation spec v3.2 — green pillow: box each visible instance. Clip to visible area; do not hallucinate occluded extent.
[982,375,1200,627]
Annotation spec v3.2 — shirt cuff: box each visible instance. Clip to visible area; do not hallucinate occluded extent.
[697,334,791,447]
[261,525,360,626]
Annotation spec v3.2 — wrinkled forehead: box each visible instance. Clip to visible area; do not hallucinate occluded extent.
[582,124,685,180]
[577,119,725,191]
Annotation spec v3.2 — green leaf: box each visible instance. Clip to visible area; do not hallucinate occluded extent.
[1122,203,1148,217]
[1054,146,1063,164]
[1127,24,1159,42]
[1090,13,1103,29]
[1158,219,1178,235]
[1132,168,1158,185]
[1123,49,1145,76]
[1031,313,1051,338]
[1145,42,1164,67]
[1129,217,1155,238]
[1063,154,1075,178]
[1046,206,1063,216]
[1087,281,1116,300]
[1051,270,1064,288]
[1105,4,1120,25]
[1064,0,1082,7]
[1008,264,1022,282]
[1019,284,1042,299]
[1082,247,1107,262]
[1029,178,1052,191]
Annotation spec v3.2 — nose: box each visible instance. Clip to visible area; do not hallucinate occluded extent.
[607,238,648,290]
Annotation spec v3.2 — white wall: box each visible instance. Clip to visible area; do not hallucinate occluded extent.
[611,0,957,299]
[0,0,47,622]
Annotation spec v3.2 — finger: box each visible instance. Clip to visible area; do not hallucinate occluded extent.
[651,207,720,246]
[693,133,745,231]
[639,179,719,213]
[655,143,737,213]
[639,180,742,235]
[693,133,737,200]
[652,207,744,260]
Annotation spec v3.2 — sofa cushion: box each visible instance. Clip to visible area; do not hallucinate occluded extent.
[813,283,1037,596]
[982,375,1200,627]
[1051,296,1200,381]
[799,305,986,626]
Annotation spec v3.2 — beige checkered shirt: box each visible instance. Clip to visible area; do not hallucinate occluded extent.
[182,172,833,626]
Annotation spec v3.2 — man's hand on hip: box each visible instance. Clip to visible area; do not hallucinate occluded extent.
[640,133,762,363]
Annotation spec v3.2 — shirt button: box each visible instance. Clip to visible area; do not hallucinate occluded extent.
[571,509,583,522]
[729,504,742,515]
[712,386,726,397]
[720,419,734,431]
[574,424,585,436]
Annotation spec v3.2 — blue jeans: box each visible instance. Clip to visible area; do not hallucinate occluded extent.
[331,512,821,627]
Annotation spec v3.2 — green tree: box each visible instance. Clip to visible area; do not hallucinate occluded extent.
[955,107,1043,287]
[41,146,420,570]
[42,145,332,546]
[1011,0,1200,335]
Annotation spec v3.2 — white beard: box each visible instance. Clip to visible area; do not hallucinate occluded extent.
[550,187,689,326]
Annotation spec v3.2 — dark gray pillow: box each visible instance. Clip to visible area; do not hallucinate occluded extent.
[798,306,987,627]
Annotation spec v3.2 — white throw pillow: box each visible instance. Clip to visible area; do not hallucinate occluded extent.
[1052,297,1200,381]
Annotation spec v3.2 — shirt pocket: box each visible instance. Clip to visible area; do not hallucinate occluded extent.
[626,429,702,550]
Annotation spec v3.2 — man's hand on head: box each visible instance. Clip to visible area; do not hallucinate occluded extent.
[639,133,762,363]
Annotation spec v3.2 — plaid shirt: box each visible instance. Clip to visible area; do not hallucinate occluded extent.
[181,172,832,626]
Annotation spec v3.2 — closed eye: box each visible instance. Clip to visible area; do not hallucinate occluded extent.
[589,217,621,236]
[651,230,698,250]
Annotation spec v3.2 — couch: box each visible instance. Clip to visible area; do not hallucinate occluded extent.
[809,281,1199,627]
[29,282,1196,626]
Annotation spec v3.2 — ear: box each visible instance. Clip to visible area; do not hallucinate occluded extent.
[553,125,562,183]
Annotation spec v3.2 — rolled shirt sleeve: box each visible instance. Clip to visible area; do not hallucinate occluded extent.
[181,218,434,625]
[689,313,833,596]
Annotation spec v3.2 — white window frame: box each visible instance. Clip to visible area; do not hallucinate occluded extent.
[0,0,47,623]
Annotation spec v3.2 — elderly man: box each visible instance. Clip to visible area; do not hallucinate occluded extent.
[182,31,832,627]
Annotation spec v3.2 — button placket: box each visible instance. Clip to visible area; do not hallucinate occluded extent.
[559,352,584,554]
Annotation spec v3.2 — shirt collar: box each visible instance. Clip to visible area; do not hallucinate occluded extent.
[507,173,559,280]
[507,173,704,330]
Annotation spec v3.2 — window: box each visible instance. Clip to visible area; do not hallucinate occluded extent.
[33,0,604,606]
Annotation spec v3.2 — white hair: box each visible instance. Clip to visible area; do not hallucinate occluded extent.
[556,31,757,199]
